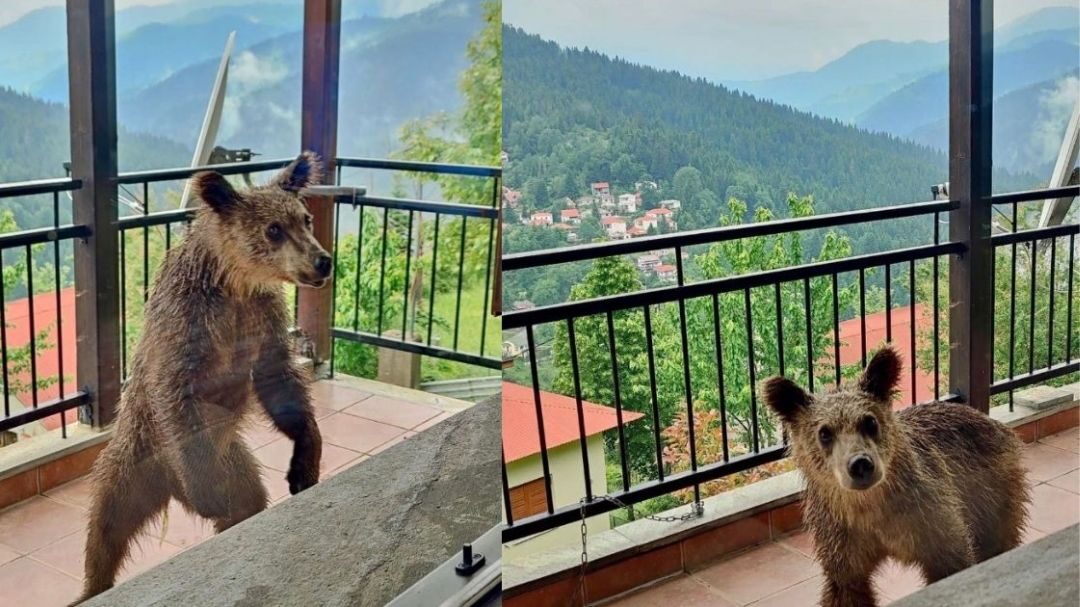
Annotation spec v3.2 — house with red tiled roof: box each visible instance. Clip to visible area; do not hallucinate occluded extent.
[835,304,934,406]
[560,208,581,224]
[502,381,643,554]
[601,215,626,237]
[3,287,78,440]
[529,211,553,226]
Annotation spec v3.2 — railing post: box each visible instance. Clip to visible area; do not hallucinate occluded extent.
[299,0,341,364]
[67,0,121,427]
[948,0,994,413]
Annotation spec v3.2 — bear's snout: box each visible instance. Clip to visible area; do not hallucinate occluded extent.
[315,254,332,278]
[847,454,877,489]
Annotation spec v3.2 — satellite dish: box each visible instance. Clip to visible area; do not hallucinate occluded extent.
[180,31,237,209]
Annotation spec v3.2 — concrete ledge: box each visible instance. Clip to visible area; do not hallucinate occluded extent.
[891,524,1079,607]
[85,394,500,607]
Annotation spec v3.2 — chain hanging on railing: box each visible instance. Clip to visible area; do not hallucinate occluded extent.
[573,495,704,606]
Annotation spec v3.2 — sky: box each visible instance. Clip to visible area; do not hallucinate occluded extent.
[504,0,1076,81]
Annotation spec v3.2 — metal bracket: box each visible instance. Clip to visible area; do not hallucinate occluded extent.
[299,185,367,209]
[385,524,501,607]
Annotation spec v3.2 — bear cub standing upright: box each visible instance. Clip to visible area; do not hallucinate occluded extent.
[763,346,1029,607]
[74,152,331,605]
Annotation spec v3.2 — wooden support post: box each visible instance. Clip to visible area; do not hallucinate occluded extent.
[67,0,121,427]
[299,0,342,364]
[948,0,994,413]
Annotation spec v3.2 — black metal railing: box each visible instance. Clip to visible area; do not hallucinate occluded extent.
[0,178,90,435]
[330,157,502,372]
[500,186,1078,541]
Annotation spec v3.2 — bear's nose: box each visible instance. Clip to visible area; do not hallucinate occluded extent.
[315,254,332,278]
[848,454,875,484]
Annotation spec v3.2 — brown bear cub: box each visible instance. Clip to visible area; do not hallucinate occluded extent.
[763,347,1029,607]
[73,152,331,604]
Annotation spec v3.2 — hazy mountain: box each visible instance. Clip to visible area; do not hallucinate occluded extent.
[120,0,483,160]
[727,40,946,122]
[726,5,1079,123]
[907,71,1080,176]
[856,39,1079,136]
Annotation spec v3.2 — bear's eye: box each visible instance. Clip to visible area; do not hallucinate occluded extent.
[859,415,879,438]
[304,215,313,229]
[266,223,284,243]
[818,426,834,447]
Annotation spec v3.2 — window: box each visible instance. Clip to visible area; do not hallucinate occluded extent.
[508,478,548,519]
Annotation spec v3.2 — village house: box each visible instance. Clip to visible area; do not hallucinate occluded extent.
[654,264,677,281]
[633,215,658,232]
[503,187,522,208]
[617,193,639,213]
[590,181,611,197]
[626,226,647,238]
[635,180,658,191]
[530,211,553,226]
[560,208,581,224]
[659,199,681,210]
[601,215,627,237]
[636,254,661,270]
[645,207,676,229]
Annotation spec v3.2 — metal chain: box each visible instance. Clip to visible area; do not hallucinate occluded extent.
[573,495,704,606]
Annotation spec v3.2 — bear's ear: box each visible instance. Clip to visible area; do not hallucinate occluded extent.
[191,171,239,215]
[859,346,902,401]
[762,377,810,424]
[273,151,322,192]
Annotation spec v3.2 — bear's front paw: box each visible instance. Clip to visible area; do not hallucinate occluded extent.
[286,464,319,495]
[287,436,321,495]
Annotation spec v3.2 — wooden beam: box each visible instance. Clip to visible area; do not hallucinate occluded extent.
[299,0,341,363]
[948,0,994,413]
[66,0,121,426]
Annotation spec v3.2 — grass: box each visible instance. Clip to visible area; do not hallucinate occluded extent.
[421,280,501,381]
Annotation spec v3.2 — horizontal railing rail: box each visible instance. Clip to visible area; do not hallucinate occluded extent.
[337,157,502,178]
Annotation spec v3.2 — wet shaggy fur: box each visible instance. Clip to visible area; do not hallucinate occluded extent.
[763,347,1029,607]
[73,152,331,604]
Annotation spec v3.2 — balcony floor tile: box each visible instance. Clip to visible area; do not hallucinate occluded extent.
[612,574,737,606]
[0,556,81,607]
[0,496,85,554]
[342,394,442,429]
[692,542,820,605]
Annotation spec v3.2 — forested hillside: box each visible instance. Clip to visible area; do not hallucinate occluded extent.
[503,27,1034,256]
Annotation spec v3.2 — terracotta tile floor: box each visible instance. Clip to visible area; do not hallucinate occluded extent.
[0,379,459,607]
[607,427,1080,607]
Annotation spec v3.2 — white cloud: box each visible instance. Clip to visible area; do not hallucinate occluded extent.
[1033,75,1080,168]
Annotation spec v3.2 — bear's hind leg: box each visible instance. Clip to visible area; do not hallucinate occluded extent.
[77,447,170,604]
[212,440,269,533]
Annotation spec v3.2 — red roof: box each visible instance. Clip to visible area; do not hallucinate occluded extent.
[646,208,672,216]
[561,209,580,218]
[591,182,610,189]
[835,304,933,406]
[502,381,643,463]
[655,264,676,273]
[601,216,625,225]
[5,288,79,432]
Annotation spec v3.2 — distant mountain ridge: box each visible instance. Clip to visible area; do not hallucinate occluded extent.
[727,5,1079,125]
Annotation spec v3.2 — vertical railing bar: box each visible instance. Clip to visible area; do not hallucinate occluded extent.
[329,202,341,377]
[453,217,467,351]
[501,449,515,526]
[427,215,440,345]
[775,282,785,377]
[142,181,149,303]
[54,192,66,438]
[165,220,172,250]
[26,244,37,408]
[525,325,555,514]
[675,247,700,505]
[745,288,759,452]
[803,277,814,394]
[401,211,414,342]
[1009,203,1018,410]
[479,214,495,357]
[1066,234,1075,363]
[909,259,916,406]
[859,267,867,368]
[606,311,631,493]
[120,230,127,377]
[376,207,389,336]
[567,318,594,500]
[933,213,941,400]
[644,305,667,478]
[352,206,364,331]
[1047,237,1056,367]
[885,264,892,343]
[1028,240,1036,374]
[710,294,730,462]
[832,273,841,386]
[0,252,8,419]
